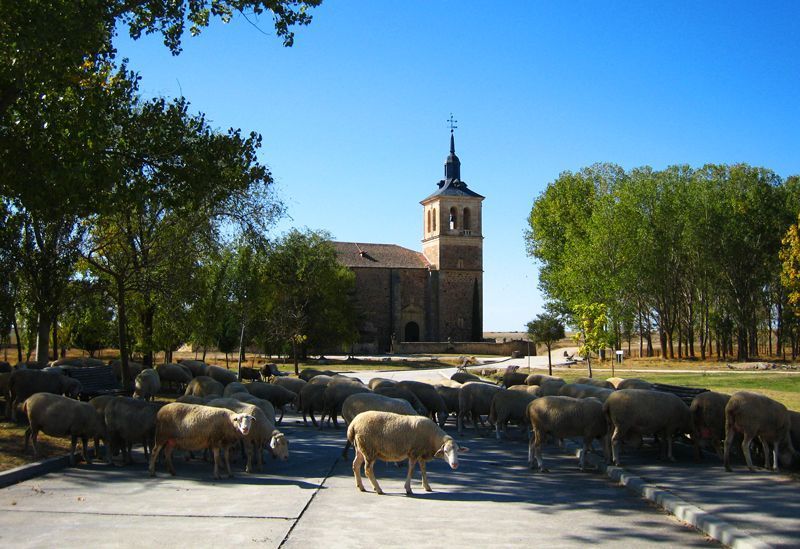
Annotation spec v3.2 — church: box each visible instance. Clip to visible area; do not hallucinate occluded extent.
[332,128,485,353]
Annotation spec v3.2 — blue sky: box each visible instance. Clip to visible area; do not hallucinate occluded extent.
[114,1,800,332]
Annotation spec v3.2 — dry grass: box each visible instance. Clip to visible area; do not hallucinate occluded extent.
[0,420,75,471]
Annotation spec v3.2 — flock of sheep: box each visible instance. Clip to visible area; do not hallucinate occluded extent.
[1,357,799,496]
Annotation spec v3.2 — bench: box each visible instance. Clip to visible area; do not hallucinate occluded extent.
[651,382,708,406]
[64,365,128,400]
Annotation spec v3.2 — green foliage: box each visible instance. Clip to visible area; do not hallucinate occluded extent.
[527,312,565,375]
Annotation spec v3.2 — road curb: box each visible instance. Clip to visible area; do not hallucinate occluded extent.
[574,448,772,549]
[0,455,72,489]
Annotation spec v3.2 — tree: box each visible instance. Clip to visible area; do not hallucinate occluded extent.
[572,302,611,378]
[264,229,357,375]
[527,313,565,376]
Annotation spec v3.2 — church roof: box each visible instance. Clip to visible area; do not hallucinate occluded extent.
[421,127,484,202]
[332,242,430,270]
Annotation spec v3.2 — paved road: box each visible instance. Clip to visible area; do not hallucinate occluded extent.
[0,411,715,548]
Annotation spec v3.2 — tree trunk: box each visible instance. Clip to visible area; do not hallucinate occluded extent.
[116,279,132,390]
[546,343,552,376]
[677,323,683,359]
[51,314,58,361]
[202,346,208,362]
[34,311,50,366]
[142,306,155,367]
[292,338,299,376]
[237,321,246,381]
[12,312,23,363]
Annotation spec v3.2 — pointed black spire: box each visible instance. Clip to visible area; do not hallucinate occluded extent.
[445,114,461,181]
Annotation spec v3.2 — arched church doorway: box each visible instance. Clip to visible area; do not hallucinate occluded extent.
[404,321,420,342]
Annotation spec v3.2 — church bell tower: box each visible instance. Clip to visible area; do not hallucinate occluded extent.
[421,116,484,342]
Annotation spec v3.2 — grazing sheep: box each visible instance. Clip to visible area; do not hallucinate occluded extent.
[133,368,161,401]
[7,369,82,421]
[347,411,470,495]
[271,376,307,401]
[23,393,103,464]
[723,391,793,472]
[616,378,654,391]
[574,377,614,389]
[538,378,568,396]
[368,377,395,390]
[321,377,371,428]
[528,396,609,472]
[245,382,298,424]
[105,397,162,465]
[229,393,277,425]
[509,384,542,396]
[434,383,461,417]
[239,366,261,382]
[457,381,503,436]
[525,374,563,386]
[176,394,211,405]
[177,359,208,378]
[689,391,731,460]
[52,357,106,368]
[299,368,336,381]
[299,376,332,427]
[604,389,692,466]
[89,394,117,452]
[156,363,193,392]
[205,365,238,386]
[307,374,335,386]
[450,371,480,384]
[109,360,144,384]
[148,403,255,479]
[779,411,800,469]
[184,376,224,398]
[501,366,529,388]
[340,393,419,457]
[397,380,448,427]
[223,382,249,398]
[489,389,538,440]
[206,398,288,473]
[373,385,427,416]
[559,383,614,402]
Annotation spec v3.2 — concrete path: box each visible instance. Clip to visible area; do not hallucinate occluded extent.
[0,413,715,548]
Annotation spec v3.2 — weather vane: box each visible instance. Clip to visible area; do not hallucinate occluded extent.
[447,113,458,132]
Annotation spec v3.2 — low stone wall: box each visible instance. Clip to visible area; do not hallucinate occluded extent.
[393,340,533,357]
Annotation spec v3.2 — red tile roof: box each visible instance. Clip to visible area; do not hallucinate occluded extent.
[332,242,430,269]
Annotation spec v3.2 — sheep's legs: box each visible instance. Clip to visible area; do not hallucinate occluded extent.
[741,434,756,471]
[611,427,623,466]
[420,461,432,491]
[404,458,416,495]
[457,412,464,436]
[723,427,735,471]
[164,445,177,476]
[69,435,78,465]
[341,439,351,458]
[149,443,164,476]
[531,430,549,472]
[364,459,384,495]
[352,448,366,492]
[223,446,234,477]
[81,436,91,464]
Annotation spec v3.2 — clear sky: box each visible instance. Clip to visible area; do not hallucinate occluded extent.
[114,1,800,332]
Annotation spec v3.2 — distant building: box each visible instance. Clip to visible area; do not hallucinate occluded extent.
[333,130,484,353]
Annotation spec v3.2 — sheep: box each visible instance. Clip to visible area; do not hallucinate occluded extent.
[368,377,395,390]
[538,378,568,396]
[689,391,731,460]
[223,381,249,398]
[299,368,336,381]
[271,376,307,400]
[525,373,563,386]
[148,402,255,479]
[206,398,288,473]
[509,384,542,396]
[0,360,11,373]
[245,382,298,424]
[397,380,448,427]
[559,383,614,402]
[489,389,538,440]
[779,411,800,469]
[616,378,654,391]
[321,376,371,428]
[156,363,193,392]
[205,365,238,386]
[177,359,208,378]
[604,389,692,466]
[184,375,224,398]
[239,366,261,382]
[574,377,614,389]
[340,393,419,457]
[434,383,461,417]
[176,394,211,405]
[133,368,161,401]
[89,394,117,452]
[109,360,144,384]
[723,391,793,472]
[373,385,427,416]
[527,396,609,472]
[347,410,470,495]
[229,393,277,425]
[7,369,82,421]
[104,397,162,465]
[500,366,529,388]
[299,376,331,427]
[450,371,480,384]
[23,393,104,465]
[457,381,503,436]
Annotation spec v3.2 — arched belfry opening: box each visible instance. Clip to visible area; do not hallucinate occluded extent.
[449,207,457,230]
[463,208,471,231]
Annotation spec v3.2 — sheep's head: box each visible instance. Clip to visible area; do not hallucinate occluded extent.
[63,378,82,399]
[269,430,289,461]
[435,437,469,470]
[234,413,256,436]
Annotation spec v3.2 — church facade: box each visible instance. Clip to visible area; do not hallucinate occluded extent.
[333,130,484,353]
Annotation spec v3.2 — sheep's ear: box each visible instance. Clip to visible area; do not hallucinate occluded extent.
[458,446,470,453]
[434,444,446,457]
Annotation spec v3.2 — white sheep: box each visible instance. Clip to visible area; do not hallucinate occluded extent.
[340,392,419,457]
[8,369,82,420]
[488,389,538,440]
[104,396,162,465]
[457,381,502,435]
[148,402,255,479]
[347,410,469,495]
[23,393,104,465]
[133,368,161,401]
[723,391,793,472]
[527,396,608,472]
